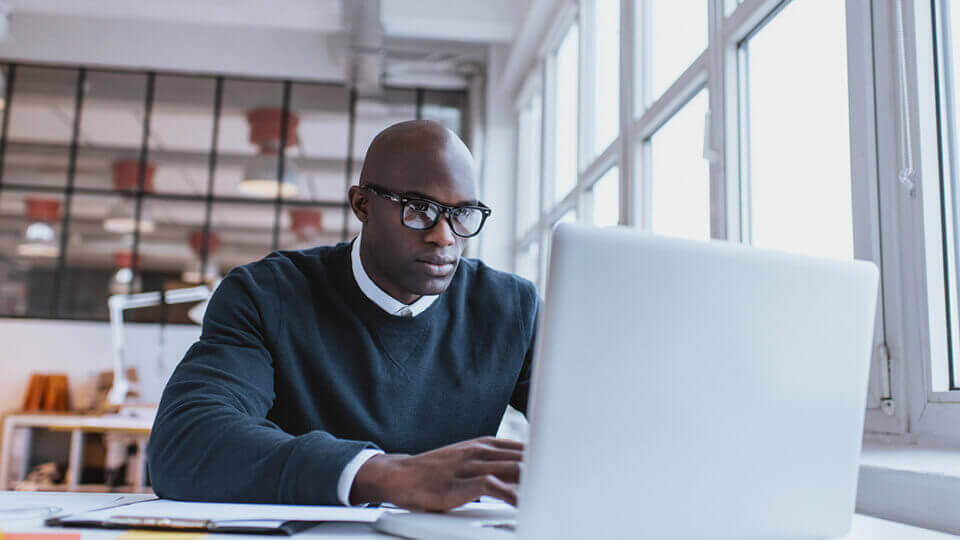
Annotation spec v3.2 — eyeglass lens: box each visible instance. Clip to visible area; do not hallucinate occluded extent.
[402,200,484,236]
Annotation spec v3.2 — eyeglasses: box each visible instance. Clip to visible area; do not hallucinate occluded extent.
[361,183,492,238]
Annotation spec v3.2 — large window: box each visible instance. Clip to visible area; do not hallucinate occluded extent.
[739,0,853,259]
[0,63,469,323]
[510,0,960,446]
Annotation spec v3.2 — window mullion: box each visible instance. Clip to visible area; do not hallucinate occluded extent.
[619,0,635,227]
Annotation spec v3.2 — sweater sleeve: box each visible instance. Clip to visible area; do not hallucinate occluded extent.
[146,265,377,505]
[510,283,543,416]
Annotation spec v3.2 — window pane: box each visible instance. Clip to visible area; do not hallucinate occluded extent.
[119,199,209,324]
[516,94,542,235]
[213,79,286,199]
[6,66,79,190]
[649,89,709,240]
[75,71,148,192]
[640,0,708,107]
[935,0,960,390]
[552,23,579,203]
[422,90,467,139]
[516,242,539,286]
[279,204,352,250]
[149,75,217,196]
[587,0,620,160]
[591,165,619,227]
[0,191,65,318]
[743,0,853,260]
[59,193,131,320]
[354,88,417,159]
[211,201,276,270]
[289,80,351,231]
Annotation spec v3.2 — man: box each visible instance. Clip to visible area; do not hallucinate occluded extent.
[147,120,540,511]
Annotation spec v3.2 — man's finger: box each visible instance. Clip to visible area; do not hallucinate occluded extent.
[456,460,522,483]
[485,438,524,451]
[467,443,523,462]
[464,474,518,507]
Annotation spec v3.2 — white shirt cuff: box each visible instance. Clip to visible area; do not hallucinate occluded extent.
[337,449,384,506]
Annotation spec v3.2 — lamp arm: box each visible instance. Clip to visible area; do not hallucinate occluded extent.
[105,285,212,406]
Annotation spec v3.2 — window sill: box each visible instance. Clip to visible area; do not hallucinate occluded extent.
[858,441,960,536]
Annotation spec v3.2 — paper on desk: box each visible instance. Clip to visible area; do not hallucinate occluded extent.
[58,498,384,524]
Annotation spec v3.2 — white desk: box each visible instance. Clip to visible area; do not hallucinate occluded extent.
[0,491,955,539]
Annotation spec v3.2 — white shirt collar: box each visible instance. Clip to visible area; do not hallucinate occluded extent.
[351,232,439,318]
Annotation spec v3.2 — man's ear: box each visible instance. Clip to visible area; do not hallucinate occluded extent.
[348,185,369,223]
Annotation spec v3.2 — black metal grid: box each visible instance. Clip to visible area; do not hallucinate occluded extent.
[0,60,468,322]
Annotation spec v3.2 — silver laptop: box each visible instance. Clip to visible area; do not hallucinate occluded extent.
[375,224,879,539]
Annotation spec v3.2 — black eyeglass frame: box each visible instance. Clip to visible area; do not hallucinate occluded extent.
[360,183,492,238]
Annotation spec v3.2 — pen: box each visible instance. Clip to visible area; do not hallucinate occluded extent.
[105,515,216,530]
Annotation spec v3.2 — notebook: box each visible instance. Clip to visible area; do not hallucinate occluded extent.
[46,498,386,535]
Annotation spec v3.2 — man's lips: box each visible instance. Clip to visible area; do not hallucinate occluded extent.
[416,257,458,277]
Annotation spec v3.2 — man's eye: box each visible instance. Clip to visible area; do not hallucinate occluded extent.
[409,201,432,213]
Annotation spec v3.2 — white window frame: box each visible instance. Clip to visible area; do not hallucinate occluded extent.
[513,69,545,287]
[507,0,960,445]
[883,0,960,442]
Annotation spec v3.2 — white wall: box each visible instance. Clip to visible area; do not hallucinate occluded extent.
[0,318,199,412]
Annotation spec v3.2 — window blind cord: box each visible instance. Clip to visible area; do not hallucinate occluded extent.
[896,0,917,198]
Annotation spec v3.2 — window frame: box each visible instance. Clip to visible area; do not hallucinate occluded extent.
[895,0,960,440]
[514,68,546,286]
[508,0,960,445]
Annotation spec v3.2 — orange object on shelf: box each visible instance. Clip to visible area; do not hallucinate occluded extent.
[22,373,71,412]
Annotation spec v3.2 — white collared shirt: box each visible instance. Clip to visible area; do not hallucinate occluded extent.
[350,231,439,317]
[336,232,439,505]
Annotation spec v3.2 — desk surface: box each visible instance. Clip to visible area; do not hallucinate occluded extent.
[0,491,955,539]
[4,413,154,431]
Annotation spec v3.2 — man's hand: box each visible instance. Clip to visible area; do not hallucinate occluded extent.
[350,436,524,511]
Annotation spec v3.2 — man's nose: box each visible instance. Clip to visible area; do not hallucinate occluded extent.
[424,215,456,246]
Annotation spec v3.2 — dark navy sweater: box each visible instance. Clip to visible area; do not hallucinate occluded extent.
[147,240,540,505]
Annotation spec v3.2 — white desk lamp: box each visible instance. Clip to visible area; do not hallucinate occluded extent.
[106,282,217,405]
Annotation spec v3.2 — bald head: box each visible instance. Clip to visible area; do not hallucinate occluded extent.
[358,120,477,201]
[347,120,485,304]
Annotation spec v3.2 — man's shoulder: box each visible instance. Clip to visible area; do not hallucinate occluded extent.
[221,242,350,295]
[456,257,539,310]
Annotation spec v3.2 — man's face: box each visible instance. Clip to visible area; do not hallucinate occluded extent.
[364,182,475,297]
[351,126,480,302]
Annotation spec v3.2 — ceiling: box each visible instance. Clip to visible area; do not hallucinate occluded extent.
[0,0,529,82]
[7,0,528,41]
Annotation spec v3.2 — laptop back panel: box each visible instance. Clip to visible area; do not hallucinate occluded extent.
[517,225,879,539]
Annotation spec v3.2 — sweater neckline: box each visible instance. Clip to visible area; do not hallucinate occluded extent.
[328,242,448,329]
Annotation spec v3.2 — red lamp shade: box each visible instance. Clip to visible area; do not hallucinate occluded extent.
[25,198,61,222]
[189,230,220,256]
[246,108,300,148]
[112,160,156,192]
[289,208,323,240]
